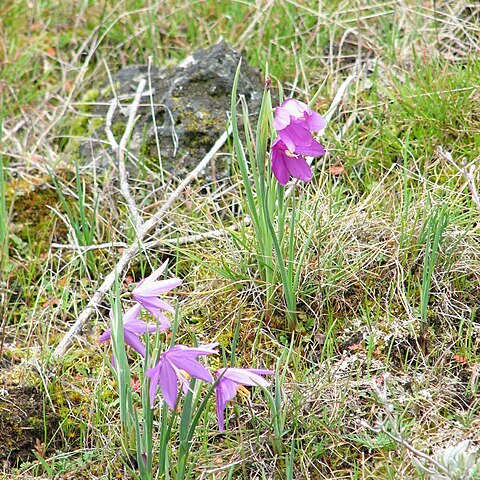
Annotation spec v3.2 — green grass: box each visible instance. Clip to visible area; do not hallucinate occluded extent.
[2,0,480,478]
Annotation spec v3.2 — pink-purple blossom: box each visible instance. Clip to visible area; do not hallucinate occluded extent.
[146,343,218,409]
[271,98,326,185]
[132,261,182,321]
[271,137,325,186]
[215,367,273,432]
[99,303,169,358]
[273,98,326,153]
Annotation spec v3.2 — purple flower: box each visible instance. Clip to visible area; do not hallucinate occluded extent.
[132,261,182,321]
[146,343,218,409]
[271,137,325,186]
[273,98,326,153]
[99,303,168,358]
[215,368,273,432]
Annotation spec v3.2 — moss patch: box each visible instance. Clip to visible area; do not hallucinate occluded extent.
[9,177,67,251]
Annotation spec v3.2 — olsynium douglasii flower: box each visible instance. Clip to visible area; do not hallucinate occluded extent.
[132,260,182,321]
[273,98,326,153]
[271,137,325,185]
[99,303,168,358]
[215,367,273,432]
[271,98,326,185]
[146,343,218,409]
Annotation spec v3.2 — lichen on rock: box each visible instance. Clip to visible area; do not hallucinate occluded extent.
[76,42,265,180]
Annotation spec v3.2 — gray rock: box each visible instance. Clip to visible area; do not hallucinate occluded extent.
[78,43,265,180]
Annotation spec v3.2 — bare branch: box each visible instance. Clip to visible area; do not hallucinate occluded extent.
[51,217,249,252]
[359,374,451,478]
[116,79,146,231]
[438,146,480,215]
[52,125,232,358]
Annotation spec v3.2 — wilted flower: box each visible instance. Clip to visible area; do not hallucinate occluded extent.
[273,98,326,153]
[271,137,324,185]
[215,367,273,432]
[132,261,182,320]
[146,343,218,409]
[99,303,168,358]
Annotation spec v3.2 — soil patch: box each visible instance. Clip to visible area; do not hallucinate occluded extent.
[0,378,60,469]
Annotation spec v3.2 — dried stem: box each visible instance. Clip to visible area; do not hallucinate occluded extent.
[51,218,249,252]
[438,146,480,214]
[105,100,119,151]
[113,79,146,231]
[52,125,232,358]
[359,373,451,478]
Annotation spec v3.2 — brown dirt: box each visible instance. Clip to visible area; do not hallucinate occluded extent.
[0,375,60,470]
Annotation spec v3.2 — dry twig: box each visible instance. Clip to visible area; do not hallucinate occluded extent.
[53,125,232,358]
[438,146,480,215]
[359,373,451,478]
[109,78,146,231]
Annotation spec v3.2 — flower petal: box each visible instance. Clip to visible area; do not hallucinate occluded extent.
[281,98,309,117]
[175,358,213,383]
[134,296,175,315]
[123,303,142,322]
[219,368,273,387]
[160,361,180,409]
[243,368,275,376]
[271,142,290,186]
[273,105,293,130]
[146,364,161,408]
[98,329,111,343]
[293,137,325,157]
[124,318,152,334]
[136,261,169,288]
[278,124,313,153]
[215,377,241,432]
[155,312,171,331]
[168,344,219,358]
[217,377,239,403]
[124,331,146,357]
[306,112,326,131]
[133,278,182,297]
[216,386,227,432]
[145,261,169,283]
[285,155,313,182]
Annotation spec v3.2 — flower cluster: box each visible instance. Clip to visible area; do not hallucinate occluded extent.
[99,261,272,431]
[271,98,326,185]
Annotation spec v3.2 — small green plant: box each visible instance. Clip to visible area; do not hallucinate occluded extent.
[418,203,449,324]
[230,63,326,329]
[101,261,273,479]
[49,161,100,273]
